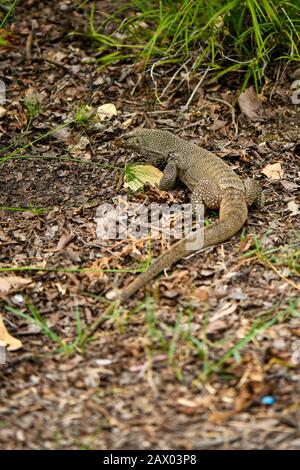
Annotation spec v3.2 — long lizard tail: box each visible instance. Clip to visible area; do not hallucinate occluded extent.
[109,189,248,301]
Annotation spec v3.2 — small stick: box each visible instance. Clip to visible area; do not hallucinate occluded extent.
[183,66,211,110]
[208,96,238,136]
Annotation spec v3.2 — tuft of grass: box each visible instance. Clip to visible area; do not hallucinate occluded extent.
[0,96,44,158]
[142,294,299,382]
[144,296,208,380]
[0,103,119,169]
[88,0,300,91]
[24,96,43,120]
[0,121,73,163]
[6,303,90,354]
[0,0,17,45]
[0,0,17,28]
[0,205,47,215]
[72,104,96,129]
[201,298,300,379]
[242,232,300,290]
[0,28,9,46]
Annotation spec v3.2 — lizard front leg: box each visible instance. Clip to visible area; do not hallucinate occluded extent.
[159,159,178,190]
[244,179,263,207]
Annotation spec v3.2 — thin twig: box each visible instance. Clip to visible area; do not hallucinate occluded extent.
[159,58,192,100]
[208,96,238,136]
[183,66,211,110]
[25,32,33,61]
[262,256,300,292]
[229,253,300,292]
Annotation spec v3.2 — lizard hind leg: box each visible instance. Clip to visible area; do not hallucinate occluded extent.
[191,180,221,211]
[244,179,264,207]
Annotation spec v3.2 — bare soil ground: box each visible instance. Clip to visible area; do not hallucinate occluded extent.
[0,0,300,450]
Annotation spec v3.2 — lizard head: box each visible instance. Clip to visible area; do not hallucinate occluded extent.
[115,129,179,163]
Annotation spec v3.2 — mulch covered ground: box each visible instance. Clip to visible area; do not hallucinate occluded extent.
[0,0,299,449]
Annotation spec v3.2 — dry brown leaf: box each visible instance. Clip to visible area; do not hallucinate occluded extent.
[122,117,133,129]
[209,410,236,424]
[207,320,228,334]
[261,162,284,180]
[45,50,67,62]
[177,396,213,408]
[84,259,110,282]
[209,119,227,131]
[0,314,23,351]
[194,287,209,302]
[55,231,75,251]
[0,275,32,294]
[0,106,6,118]
[68,136,90,155]
[287,200,299,216]
[292,68,300,79]
[238,86,265,121]
[96,103,117,121]
[280,180,298,191]
[24,87,46,105]
[210,302,237,322]
[239,235,254,252]
[53,127,72,143]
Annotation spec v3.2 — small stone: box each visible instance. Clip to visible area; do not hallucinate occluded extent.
[71,64,80,74]
[163,289,178,299]
[11,294,24,305]
[94,359,113,366]
[106,290,118,300]
[272,338,286,350]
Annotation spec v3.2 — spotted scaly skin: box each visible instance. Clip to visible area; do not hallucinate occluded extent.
[109,129,262,301]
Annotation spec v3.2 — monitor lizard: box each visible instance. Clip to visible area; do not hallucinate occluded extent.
[107,129,262,301]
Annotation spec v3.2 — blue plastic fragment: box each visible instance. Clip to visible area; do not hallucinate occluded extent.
[261,396,276,405]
